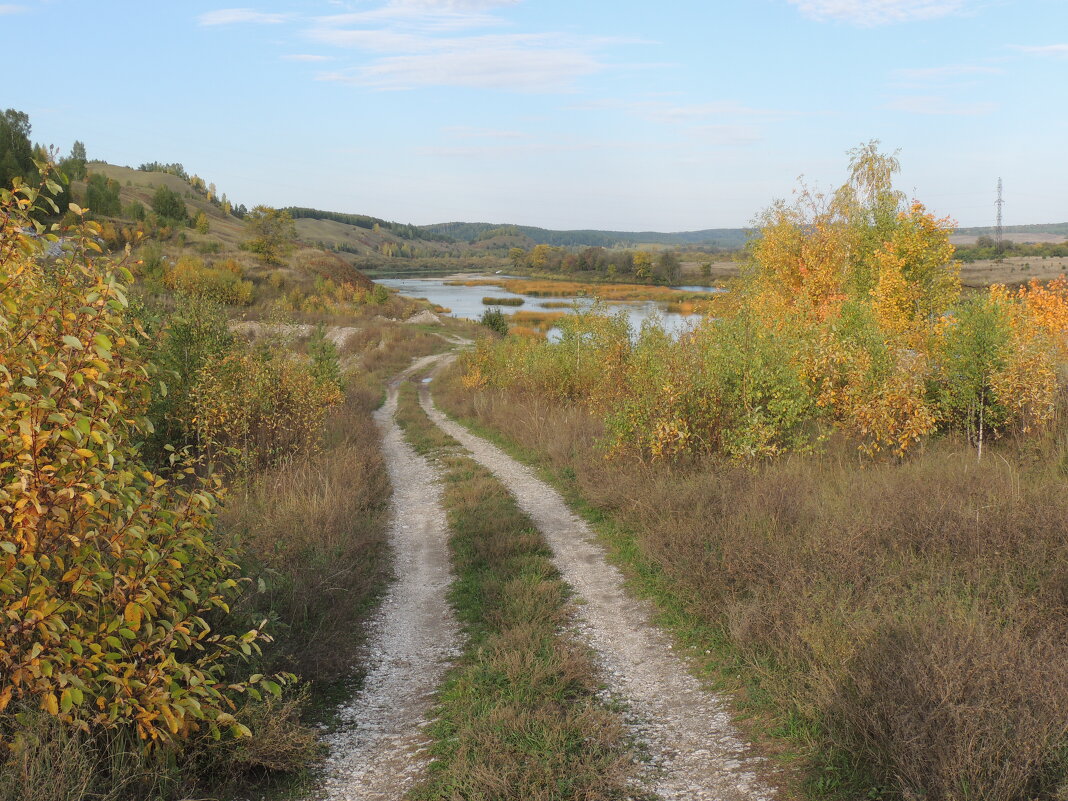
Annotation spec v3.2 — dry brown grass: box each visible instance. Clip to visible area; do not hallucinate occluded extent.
[292,248,374,289]
[0,692,318,801]
[346,322,449,380]
[0,711,95,801]
[435,371,1068,801]
[960,259,1068,287]
[221,384,390,682]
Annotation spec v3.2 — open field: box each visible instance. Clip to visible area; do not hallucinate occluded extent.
[959,255,1068,287]
[951,232,1068,245]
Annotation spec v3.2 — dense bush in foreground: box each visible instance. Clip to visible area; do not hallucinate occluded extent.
[0,187,275,739]
[0,182,298,798]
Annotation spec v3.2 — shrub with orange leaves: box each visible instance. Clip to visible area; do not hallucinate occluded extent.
[1015,276,1068,357]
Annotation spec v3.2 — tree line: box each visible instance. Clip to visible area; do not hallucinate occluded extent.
[507,243,684,283]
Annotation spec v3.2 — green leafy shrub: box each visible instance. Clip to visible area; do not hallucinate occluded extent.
[150,184,186,223]
[479,307,509,335]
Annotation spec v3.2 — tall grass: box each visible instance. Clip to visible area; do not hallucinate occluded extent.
[221,384,390,682]
[0,694,315,801]
[435,372,1068,801]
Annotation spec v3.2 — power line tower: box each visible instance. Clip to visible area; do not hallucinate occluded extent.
[994,177,1005,257]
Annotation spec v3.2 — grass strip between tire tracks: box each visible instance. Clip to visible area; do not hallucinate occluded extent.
[394,379,641,801]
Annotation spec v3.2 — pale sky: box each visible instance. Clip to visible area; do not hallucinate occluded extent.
[2,0,1066,230]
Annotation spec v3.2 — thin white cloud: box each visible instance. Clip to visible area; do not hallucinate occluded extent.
[283,53,332,62]
[893,64,1002,80]
[885,95,995,115]
[0,5,27,13]
[573,98,792,124]
[1012,44,1068,57]
[307,2,633,92]
[308,28,436,52]
[317,6,503,32]
[787,0,966,26]
[199,8,294,26]
[318,35,605,91]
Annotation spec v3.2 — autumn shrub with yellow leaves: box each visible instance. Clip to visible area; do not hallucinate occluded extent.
[0,182,283,764]
[190,348,343,474]
[460,143,1068,460]
[163,255,253,305]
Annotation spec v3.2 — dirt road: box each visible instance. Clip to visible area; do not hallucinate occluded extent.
[418,356,775,801]
[321,351,775,800]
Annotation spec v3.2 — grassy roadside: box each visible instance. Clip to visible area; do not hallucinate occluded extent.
[430,366,1068,801]
[393,380,640,800]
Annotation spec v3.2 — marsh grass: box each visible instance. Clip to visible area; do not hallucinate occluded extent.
[508,324,548,339]
[395,381,638,801]
[434,368,1068,801]
[509,310,568,331]
[446,277,714,303]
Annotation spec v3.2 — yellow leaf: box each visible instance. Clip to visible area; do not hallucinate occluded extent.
[124,602,142,629]
[43,692,59,716]
[159,705,180,734]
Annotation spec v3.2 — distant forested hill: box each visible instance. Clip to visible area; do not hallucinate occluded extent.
[283,207,450,241]
[418,221,750,249]
[956,222,1068,238]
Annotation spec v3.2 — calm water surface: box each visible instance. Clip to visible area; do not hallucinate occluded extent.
[379,275,724,337]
